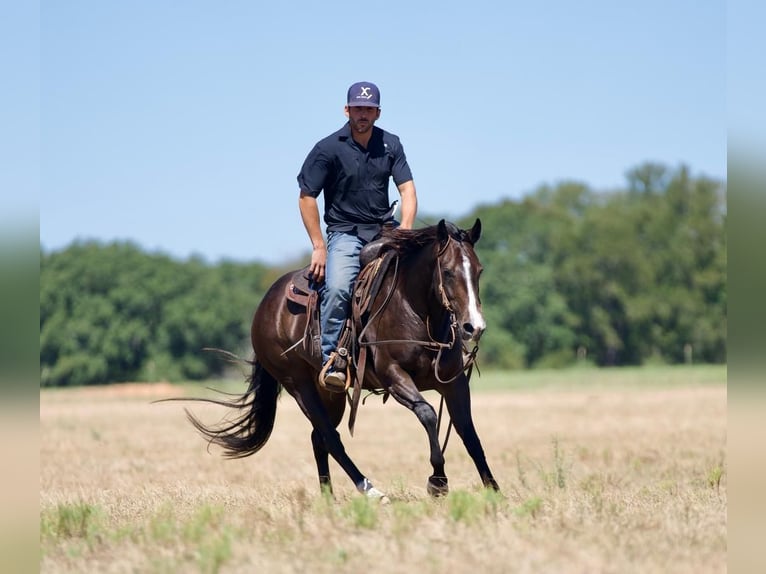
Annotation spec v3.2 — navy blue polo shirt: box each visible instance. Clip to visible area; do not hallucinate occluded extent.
[297,123,413,241]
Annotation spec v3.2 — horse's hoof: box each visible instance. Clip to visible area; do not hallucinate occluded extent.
[357,478,388,502]
[364,485,388,500]
[427,475,449,497]
[373,494,391,505]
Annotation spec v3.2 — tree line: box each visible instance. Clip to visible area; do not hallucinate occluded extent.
[40,162,726,386]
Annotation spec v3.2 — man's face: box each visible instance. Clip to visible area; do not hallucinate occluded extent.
[345,106,381,134]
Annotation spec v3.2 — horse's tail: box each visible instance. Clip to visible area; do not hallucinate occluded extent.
[184,360,282,459]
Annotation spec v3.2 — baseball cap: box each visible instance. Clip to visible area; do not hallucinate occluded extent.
[347,82,380,107]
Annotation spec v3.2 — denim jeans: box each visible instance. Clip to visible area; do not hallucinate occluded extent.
[319,231,366,365]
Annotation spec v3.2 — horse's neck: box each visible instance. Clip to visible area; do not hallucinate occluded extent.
[401,248,452,332]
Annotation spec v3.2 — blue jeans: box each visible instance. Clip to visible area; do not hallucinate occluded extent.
[319,231,366,365]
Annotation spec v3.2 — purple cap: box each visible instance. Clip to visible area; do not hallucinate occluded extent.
[347,82,380,107]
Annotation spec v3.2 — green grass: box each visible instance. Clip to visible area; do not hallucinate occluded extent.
[342,496,379,529]
[513,496,543,518]
[163,364,726,400]
[40,501,104,543]
[41,502,235,574]
[468,364,726,392]
[445,488,505,523]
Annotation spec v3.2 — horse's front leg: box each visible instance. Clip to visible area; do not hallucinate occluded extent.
[441,374,500,491]
[385,365,450,496]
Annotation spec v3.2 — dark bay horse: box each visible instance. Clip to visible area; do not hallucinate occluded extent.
[183,219,499,498]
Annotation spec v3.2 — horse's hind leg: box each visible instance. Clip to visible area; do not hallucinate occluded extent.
[310,391,346,495]
[311,428,332,494]
[292,380,386,499]
[441,375,500,491]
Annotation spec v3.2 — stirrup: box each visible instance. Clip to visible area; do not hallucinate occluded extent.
[323,370,347,392]
[318,352,350,393]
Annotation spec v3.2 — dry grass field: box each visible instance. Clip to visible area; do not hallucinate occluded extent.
[40,366,726,574]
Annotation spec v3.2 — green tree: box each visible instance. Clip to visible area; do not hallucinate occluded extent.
[40,242,268,386]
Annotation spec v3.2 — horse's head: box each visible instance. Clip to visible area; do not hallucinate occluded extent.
[435,218,486,343]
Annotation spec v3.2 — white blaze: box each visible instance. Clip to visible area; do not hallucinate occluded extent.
[461,250,486,333]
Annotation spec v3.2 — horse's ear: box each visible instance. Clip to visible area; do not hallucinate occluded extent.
[437,219,449,245]
[467,218,482,245]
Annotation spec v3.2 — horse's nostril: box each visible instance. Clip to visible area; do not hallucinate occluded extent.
[463,322,485,341]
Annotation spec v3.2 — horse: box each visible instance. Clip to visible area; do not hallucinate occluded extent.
[179,219,499,499]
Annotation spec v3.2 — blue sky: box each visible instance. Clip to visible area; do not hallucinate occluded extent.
[31,1,729,264]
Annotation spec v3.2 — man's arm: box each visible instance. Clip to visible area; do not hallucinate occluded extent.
[396,180,418,229]
[298,192,327,282]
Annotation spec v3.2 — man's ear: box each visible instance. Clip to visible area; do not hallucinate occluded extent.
[344,105,350,118]
[376,108,381,119]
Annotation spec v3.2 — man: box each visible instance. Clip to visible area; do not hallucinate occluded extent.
[297,81,418,391]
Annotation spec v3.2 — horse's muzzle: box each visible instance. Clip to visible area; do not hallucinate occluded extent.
[461,322,485,342]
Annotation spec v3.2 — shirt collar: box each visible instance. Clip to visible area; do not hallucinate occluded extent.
[338,122,353,141]
[338,122,380,149]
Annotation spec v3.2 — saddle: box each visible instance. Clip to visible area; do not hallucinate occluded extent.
[284,238,398,400]
[284,269,321,363]
[285,270,317,309]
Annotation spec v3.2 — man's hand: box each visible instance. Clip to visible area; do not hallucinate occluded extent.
[299,192,327,282]
[309,244,326,283]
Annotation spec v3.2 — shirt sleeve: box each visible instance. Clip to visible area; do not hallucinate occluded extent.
[390,137,413,186]
[297,143,330,197]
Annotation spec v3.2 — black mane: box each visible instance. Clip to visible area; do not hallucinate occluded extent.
[379,221,468,256]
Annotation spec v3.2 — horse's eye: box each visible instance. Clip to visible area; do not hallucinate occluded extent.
[443,269,454,279]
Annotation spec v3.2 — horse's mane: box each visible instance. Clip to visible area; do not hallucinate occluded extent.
[379,221,468,257]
